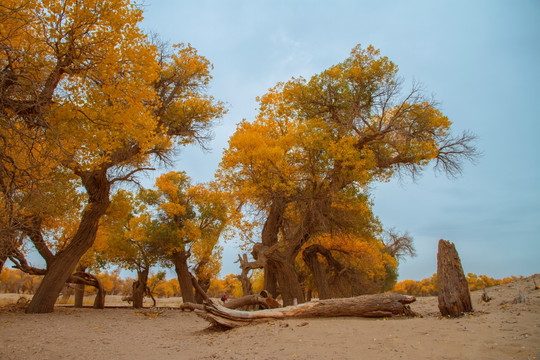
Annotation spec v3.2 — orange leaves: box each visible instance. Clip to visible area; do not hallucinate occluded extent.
[147,171,229,280]
[3,0,226,175]
[311,233,396,281]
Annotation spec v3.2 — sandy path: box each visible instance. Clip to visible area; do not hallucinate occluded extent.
[1,275,539,360]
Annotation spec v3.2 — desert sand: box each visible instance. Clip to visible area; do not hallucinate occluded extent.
[1,274,539,360]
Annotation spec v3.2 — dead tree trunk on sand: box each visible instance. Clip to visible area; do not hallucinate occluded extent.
[194,293,417,329]
[437,239,472,317]
[223,291,280,310]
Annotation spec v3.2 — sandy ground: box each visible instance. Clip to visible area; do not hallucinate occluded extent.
[1,275,538,360]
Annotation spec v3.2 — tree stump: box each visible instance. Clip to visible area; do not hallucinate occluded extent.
[437,239,472,317]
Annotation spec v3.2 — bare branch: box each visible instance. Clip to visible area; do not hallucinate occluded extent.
[435,130,481,178]
[382,228,416,261]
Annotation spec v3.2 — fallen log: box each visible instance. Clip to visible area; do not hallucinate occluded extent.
[181,291,280,312]
[180,303,205,311]
[195,293,417,329]
[223,293,280,310]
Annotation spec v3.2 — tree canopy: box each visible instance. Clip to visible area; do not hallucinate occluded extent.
[1,0,226,312]
[219,45,478,305]
[1,1,477,312]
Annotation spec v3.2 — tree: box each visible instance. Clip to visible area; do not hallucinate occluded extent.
[144,172,229,304]
[219,45,478,305]
[98,190,160,308]
[1,0,225,313]
[302,233,398,300]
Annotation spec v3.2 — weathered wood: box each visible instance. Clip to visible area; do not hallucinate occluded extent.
[194,293,416,329]
[223,293,280,310]
[179,303,205,311]
[437,239,472,317]
[190,273,211,302]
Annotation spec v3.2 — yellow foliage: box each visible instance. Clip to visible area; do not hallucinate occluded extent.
[392,273,521,296]
[208,274,243,299]
[218,45,453,257]
[1,0,226,281]
[250,269,265,294]
[301,232,397,296]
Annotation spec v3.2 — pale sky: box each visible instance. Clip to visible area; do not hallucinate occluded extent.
[137,0,540,281]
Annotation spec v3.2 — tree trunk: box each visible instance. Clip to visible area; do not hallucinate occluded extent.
[74,283,85,307]
[60,285,73,303]
[74,265,87,308]
[132,269,149,309]
[172,249,195,304]
[437,239,472,317]
[91,274,105,309]
[271,258,304,306]
[261,199,284,299]
[195,278,210,304]
[195,293,416,329]
[237,253,254,296]
[0,254,7,274]
[26,170,110,313]
[263,264,279,299]
[302,245,332,300]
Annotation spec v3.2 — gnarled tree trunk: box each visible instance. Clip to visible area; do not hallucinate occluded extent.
[74,283,85,308]
[91,275,105,309]
[303,245,333,300]
[0,254,7,275]
[437,239,472,317]
[26,170,110,314]
[236,254,254,296]
[196,293,417,329]
[73,265,87,308]
[269,254,304,306]
[132,268,149,308]
[69,271,106,309]
[261,199,285,298]
[195,278,210,304]
[172,249,195,304]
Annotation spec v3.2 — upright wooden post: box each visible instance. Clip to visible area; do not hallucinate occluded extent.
[437,239,472,317]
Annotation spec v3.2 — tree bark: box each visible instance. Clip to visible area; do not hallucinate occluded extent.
[91,275,105,309]
[223,293,280,310]
[270,256,305,306]
[437,239,472,317]
[68,271,105,309]
[73,265,87,308]
[26,169,110,313]
[74,283,85,308]
[132,268,149,308]
[236,254,254,296]
[0,254,7,274]
[303,245,333,300]
[263,263,279,300]
[261,199,285,298]
[195,293,416,329]
[172,249,195,304]
[195,278,210,304]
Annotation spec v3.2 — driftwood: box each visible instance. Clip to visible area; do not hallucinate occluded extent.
[180,303,205,311]
[223,293,280,310]
[180,291,280,312]
[194,293,417,329]
[437,239,472,317]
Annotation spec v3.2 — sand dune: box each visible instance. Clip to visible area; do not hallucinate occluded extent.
[1,274,538,359]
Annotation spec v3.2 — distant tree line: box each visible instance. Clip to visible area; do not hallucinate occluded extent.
[392,273,523,296]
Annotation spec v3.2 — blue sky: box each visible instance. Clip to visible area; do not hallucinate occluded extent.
[139,0,540,280]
